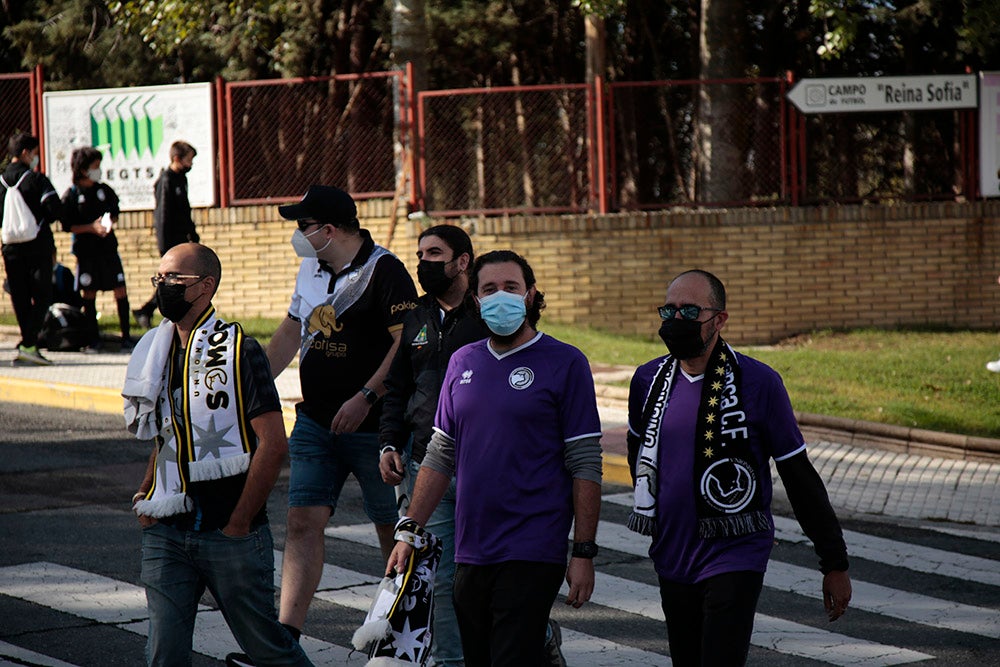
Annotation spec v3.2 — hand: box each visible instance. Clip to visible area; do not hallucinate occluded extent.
[221,521,250,538]
[380,450,405,485]
[385,541,414,577]
[92,221,108,237]
[564,557,595,608]
[823,570,852,621]
[330,393,370,434]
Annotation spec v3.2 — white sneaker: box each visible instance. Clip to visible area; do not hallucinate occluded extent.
[987,360,1000,373]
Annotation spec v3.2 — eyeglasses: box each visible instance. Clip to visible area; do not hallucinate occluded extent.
[658,304,722,321]
[297,219,324,231]
[150,273,204,288]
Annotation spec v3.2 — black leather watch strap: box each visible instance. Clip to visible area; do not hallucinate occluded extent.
[360,386,378,405]
[572,541,599,559]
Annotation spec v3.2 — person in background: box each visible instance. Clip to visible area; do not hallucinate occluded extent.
[1,132,62,365]
[134,141,198,328]
[60,146,134,351]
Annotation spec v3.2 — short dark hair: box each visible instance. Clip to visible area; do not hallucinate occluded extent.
[419,224,474,268]
[70,146,103,183]
[191,244,222,296]
[471,249,546,328]
[8,132,38,158]
[169,141,197,161]
[674,269,727,310]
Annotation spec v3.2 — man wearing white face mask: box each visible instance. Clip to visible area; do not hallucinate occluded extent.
[253,185,417,653]
[386,250,604,667]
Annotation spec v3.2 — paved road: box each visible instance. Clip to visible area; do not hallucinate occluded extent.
[1,402,998,666]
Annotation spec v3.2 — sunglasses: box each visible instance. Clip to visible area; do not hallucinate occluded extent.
[297,219,325,232]
[150,273,205,288]
[658,304,721,321]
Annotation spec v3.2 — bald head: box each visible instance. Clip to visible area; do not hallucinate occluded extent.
[161,243,221,297]
[668,270,726,311]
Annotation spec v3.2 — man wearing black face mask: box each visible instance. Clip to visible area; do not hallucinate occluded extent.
[377,224,489,667]
[626,269,852,667]
[123,243,312,666]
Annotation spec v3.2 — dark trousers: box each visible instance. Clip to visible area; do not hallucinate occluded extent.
[453,560,564,667]
[658,570,765,667]
[2,251,52,348]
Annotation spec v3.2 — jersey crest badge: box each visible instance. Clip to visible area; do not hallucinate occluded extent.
[411,324,428,346]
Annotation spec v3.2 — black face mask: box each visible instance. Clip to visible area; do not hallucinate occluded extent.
[658,318,711,360]
[156,283,194,322]
[417,260,454,296]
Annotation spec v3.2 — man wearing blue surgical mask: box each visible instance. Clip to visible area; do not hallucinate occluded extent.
[387,250,604,667]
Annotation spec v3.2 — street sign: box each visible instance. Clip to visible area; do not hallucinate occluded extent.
[787,74,977,114]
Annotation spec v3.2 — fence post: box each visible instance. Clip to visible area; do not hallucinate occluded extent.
[32,64,45,170]
[214,76,230,208]
[784,71,799,207]
[594,75,608,214]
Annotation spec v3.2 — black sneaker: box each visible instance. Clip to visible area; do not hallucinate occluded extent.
[225,653,254,667]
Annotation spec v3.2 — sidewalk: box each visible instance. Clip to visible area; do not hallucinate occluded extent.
[1,335,999,528]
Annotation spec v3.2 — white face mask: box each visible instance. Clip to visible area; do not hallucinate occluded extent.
[87,168,102,183]
[290,227,331,258]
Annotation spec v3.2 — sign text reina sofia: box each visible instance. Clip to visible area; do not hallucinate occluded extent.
[786,74,977,114]
[43,83,214,211]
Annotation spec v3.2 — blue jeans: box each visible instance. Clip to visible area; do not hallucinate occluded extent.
[287,408,397,524]
[140,522,312,667]
[406,457,464,667]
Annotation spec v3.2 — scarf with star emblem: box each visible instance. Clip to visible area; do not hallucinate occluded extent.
[130,309,252,518]
[628,338,769,539]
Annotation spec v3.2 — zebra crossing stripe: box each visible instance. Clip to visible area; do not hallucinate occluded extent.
[603,491,1000,588]
[0,641,79,667]
[0,562,359,667]
[326,524,934,665]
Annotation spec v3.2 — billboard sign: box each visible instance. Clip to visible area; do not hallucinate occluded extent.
[43,82,214,211]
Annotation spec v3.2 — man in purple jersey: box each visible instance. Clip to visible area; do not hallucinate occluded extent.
[386,250,603,667]
[626,269,852,666]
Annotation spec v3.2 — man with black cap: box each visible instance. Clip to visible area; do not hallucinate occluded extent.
[266,185,417,641]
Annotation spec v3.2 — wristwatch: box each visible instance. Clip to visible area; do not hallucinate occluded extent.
[572,541,599,559]
[360,386,378,405]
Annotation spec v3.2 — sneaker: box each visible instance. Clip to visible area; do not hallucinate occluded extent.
[225,654,254,667]
[15,345,53,366]
[81,341,104,355]
[987,359,1000,373]
[543,618,566,667]
[132,307,152,329]
[120,336,136,352]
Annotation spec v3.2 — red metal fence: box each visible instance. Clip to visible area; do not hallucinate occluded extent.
[4,65,984,215]
[220,71,406,206]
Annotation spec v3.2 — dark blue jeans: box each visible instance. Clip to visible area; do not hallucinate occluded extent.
[140,521,312,666]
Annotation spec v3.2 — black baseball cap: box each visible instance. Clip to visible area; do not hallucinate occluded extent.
[278,185,358,227]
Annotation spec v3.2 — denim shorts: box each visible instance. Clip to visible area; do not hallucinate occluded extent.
[287,408,398,524]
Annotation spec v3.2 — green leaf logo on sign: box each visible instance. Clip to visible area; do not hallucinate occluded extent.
[89,95,163,158]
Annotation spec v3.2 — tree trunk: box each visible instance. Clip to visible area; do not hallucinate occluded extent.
[697,0,746,203]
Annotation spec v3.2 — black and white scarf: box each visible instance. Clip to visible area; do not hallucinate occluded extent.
[628,339,770,539]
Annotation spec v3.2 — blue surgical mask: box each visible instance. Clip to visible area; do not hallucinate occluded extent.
[478,290,528,336]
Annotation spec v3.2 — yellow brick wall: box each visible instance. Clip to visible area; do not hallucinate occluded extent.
[4,200,1000,345]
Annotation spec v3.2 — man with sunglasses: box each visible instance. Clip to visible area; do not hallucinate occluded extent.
[626,269,852,666]
[124,243,312,666]
[260,185,417,648]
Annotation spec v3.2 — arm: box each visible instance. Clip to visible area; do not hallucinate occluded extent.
[222,410,287,536]
[331,327,403,434]
[378,332,415,485]
[384,430,454,576]
[565,477,601,608]
[775,450,852,621]
[134,446,157,527]
[265,316,301,378]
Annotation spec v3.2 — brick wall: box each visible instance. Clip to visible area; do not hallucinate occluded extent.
[5,200,1000,345]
